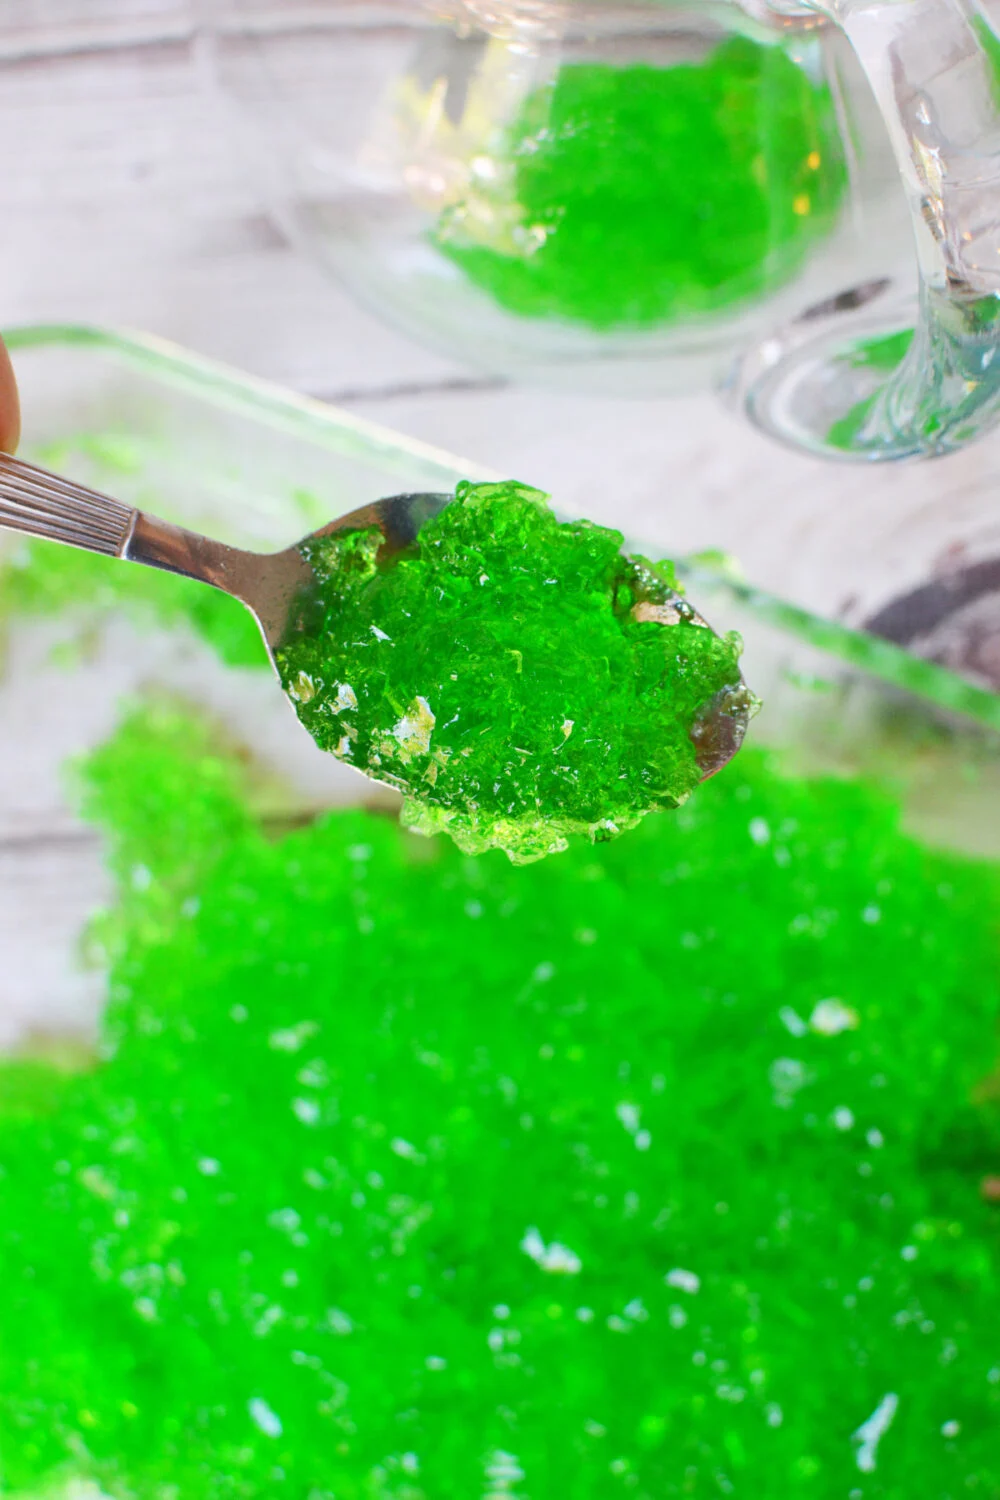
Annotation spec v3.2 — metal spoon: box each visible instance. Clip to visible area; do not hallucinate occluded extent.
[0,453,752,780]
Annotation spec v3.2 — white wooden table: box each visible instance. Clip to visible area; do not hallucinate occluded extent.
[3,0,1000,1047]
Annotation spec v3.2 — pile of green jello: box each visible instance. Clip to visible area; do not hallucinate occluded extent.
[0,697,998,1498]
[435,37,846,329]
[275,480,747,864]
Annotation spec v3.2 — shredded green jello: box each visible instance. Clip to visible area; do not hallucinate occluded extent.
[275,480,746,863]
[1,699,999,1497]
[435,38,846,329]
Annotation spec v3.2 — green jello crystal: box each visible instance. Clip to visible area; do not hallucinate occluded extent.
[435,37,846,329]
[274,480,747,863]
[1,699,999,1496]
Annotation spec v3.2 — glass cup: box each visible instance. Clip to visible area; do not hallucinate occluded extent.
[209,0,1000,460]
[739,0,1000,463]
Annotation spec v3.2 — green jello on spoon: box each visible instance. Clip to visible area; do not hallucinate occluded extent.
[0,462,755,862]
[276,480,753,862]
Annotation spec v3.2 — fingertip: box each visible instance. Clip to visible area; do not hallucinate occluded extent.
[0,336,20,454]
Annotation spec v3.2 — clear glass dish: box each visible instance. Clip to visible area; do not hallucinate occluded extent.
[2,324,1000,1495]
[3,320,1000,1038]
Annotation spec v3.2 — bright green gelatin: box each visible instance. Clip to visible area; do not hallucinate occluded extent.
[435,38,846,329]
[1,700,1000,1496]
[275,480,747,863]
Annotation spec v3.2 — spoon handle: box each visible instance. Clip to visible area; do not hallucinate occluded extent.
[0,452,136,556]
[125,510,269,603]
[0,452,265,603]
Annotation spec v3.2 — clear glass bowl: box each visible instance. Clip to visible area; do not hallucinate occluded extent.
[209,0,911,398]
